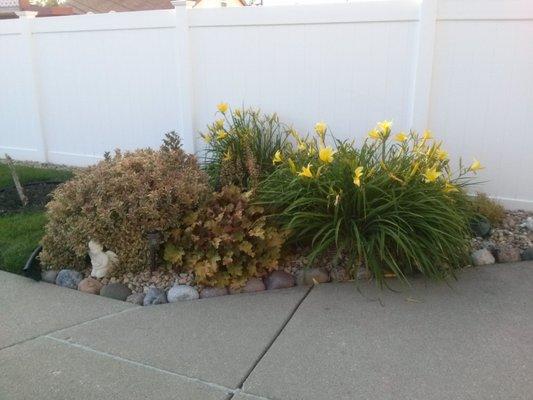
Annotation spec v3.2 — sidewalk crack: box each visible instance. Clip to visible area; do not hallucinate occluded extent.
[229,285,314,399]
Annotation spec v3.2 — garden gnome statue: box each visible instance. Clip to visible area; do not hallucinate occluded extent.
[89,240,118,278]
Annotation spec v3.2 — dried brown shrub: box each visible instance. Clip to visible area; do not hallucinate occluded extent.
[40,133,210,274]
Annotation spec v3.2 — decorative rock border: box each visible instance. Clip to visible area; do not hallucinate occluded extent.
[471,210,533,267]
[34,211,533,306]
[39,266,339,307]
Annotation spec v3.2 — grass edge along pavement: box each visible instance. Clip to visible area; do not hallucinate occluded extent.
[0,162,73,274]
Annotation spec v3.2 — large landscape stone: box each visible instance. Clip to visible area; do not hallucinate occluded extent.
[264,271,295,290]
[55,269,83,289]
[78,277,103,295]
[471,248,495,266]
[41,269,58,284]
[296,268,330,286]
[143,287,167,306]
[229,278,266,294]
[167,284,199,302]
[521,247,533,261]
[200,286,229,299]
[495,245,521,263]
[100,283,131,301]
[470,217,491,238]
[126,292,145,305]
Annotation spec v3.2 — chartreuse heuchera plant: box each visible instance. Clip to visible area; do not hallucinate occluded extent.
[258,120,482,284]
[163,185,287,288]
[201,103,291,190]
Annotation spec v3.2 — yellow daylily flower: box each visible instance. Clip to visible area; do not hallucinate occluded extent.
[214,119,224,129]
[444,182,458,193]
[288,158,297,174]
[469,158,484,173]
[423,167,441,183]
[217,102,229,113]
[377,120,393,132]
[368,129,381,140]
[318,146,335,164]
[272,150,282,165]
[437,149,448,161]
[394,132,408,142]
[216,129,228,140]
[314,121,327,137]
[201,133,212,143]
[298,163,313,178]
[353,166,364,187]
[223,149,232,161]
[422,130,433,141]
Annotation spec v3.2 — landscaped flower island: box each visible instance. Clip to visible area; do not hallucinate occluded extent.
[34,105,533,305]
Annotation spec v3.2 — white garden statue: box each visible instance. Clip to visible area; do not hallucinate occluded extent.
[89,240,118,278]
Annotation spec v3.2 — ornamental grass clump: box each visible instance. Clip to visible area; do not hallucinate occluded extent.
[258,121,481,284]
[40,133,210,274]
[163,185,287,288]
[202,103,291,190]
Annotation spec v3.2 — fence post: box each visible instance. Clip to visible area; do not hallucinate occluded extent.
[410,0,438,133]
[15,11,48,163]
[171,0,195,154]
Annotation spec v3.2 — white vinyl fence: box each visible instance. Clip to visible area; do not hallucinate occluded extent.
[1,0,532,209]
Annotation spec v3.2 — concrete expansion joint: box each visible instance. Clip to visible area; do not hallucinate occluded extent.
[45,335,236,394]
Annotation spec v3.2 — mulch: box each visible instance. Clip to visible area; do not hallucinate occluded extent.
[0,182,62,215]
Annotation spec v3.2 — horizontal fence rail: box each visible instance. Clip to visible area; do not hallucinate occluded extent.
[1,0,532,210]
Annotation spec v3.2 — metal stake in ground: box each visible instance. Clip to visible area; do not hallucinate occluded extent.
[4,154,29,207]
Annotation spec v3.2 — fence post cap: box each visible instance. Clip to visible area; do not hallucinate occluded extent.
[15,11,39,18]
[171,0,188,7]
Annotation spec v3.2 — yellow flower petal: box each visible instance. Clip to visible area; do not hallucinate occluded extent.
[394,132,408,142]
[216,129,228,140]
[272,150,282,165]
[422,130,433,141]
[469,158,484,173]
[223,149,232,161]
[298,163,313,178]
[353,166,364,187]
[214,119,224,129]
[437,149,448,161]
[288,158,297,174]
[368,129,381,140]
[314,121,327,137]
[444,182,458,193]
[217,102,229,113]
[318,146,335,164]
[423,167,441,183]
[201,133,212,143]
[377,120,393,133]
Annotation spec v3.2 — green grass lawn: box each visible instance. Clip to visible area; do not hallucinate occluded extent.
[0,163,73,188]
[0,162,73,274]
[0,212,47,273]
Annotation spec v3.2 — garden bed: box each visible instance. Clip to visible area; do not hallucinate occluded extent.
[0,182,62,215]
[11,105,533,306]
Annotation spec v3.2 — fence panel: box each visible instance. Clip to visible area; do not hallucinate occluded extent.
[1,1,532,209]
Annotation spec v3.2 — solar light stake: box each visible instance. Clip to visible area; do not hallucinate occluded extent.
[147,231,161,271]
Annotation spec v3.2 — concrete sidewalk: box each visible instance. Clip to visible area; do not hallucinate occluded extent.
[1,264,532,400]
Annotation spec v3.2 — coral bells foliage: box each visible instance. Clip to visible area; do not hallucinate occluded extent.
[164,185,287,288]
[202,105,291,190]
[258,121,480,284]
[40,133,210,274]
